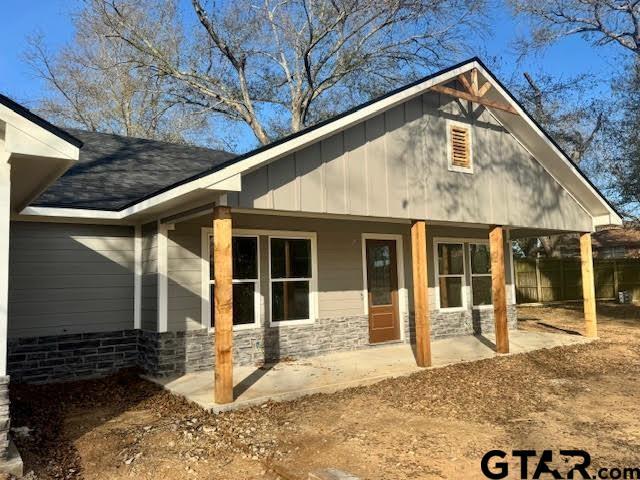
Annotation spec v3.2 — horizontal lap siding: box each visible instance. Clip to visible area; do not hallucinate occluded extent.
[426,225,516,305]
[9,222,135,338]
[168,223,204,331]
[234,214,413,320]
[166,213,413,332]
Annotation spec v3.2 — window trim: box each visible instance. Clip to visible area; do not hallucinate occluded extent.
[468,240,493,309]
[267,232,318,327]
[433,238,469,312]
[446,119,474,174]
[201,228,262,331]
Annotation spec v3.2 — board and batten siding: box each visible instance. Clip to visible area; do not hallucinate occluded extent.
[229,91,592,232]
[141,222,158,331]
[8,222,135,338]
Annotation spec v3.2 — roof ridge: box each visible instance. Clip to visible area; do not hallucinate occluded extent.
[66,128,235,156]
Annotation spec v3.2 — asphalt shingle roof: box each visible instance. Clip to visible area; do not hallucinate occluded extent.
[33,129,236,210]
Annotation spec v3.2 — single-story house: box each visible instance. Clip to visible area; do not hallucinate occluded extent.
[550,227,640,259]
[0,58,621,471]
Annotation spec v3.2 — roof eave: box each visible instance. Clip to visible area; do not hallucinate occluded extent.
[19,57,621,227]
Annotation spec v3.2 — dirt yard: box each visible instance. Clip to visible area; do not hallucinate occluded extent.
[8,302,640,479]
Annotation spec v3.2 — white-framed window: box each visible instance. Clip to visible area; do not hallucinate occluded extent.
[268,233,318,326]
[435,241,467,311]
[446,119,473,174]
[202,230,261,330]
[469,242,492,307]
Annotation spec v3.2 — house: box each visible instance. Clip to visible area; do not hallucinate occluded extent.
[552,227,640,259]
[0,58,621,471]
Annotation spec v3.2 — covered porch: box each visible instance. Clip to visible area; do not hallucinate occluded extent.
[149,329,592,412]
[193,206,600,406]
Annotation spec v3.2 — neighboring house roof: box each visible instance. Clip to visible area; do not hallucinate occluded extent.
[33,129,235,210]
[593,227,640,249]
[0,93,83,149]
[22,57,622,225]
[556,228,640,257]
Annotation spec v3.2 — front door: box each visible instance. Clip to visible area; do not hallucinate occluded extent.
[365,239,400,343]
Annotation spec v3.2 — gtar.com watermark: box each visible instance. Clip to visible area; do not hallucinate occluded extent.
[481,449,640,479]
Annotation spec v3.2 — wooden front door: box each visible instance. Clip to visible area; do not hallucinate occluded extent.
[365,239,400,343]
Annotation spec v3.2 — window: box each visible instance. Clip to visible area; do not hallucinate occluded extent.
[447,121,472,173]
[437,243,465,309]
[208,235,259,328]
[270,236,314,324]
[601,246,626,259]
[469,243,492,306]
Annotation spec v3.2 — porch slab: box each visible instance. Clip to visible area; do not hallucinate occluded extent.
[147,330,591,413]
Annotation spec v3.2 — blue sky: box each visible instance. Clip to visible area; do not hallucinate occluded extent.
[0,0,624,129]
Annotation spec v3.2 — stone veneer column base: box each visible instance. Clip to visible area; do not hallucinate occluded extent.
[0,376,22,477]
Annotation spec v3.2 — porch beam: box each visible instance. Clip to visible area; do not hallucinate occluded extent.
[489,225,509,354]
[580,232,598,338]
[411,220,432,367]
[213,205,234,404]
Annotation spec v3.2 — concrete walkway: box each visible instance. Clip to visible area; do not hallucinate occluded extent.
[147,330,591,413]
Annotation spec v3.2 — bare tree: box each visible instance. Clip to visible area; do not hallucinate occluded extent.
[603,61,640,223]
[509,0,640,56]
[509,0,640,226]
[85,0,487,146]
[26,5,213,145]
[511,71,606,164]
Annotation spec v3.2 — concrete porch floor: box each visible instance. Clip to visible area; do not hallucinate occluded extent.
[147,330,591,413]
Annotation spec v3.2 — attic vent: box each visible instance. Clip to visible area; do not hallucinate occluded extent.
[450,125,471,170]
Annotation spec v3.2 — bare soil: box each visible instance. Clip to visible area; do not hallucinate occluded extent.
[9,302,640,479]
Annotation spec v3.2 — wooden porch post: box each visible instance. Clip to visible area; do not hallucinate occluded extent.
[489,225,509,354]
[580,232,598,338]
[411,220,431,367]
[213,206,233,404]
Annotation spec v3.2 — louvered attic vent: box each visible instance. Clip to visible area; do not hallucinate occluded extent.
[450,125,470,169]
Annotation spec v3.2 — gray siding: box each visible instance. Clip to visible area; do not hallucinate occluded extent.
[8,222,134,338]
[167,213,412,332]
[141,222,158,331]
[230,91,591,232]
[425,225,515,307]
[166,213,513,332]
[168,222,204,331]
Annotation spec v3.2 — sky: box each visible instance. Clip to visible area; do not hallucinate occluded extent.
[0,0,624,141]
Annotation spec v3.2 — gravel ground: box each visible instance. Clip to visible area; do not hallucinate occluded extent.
[7,302,640,479]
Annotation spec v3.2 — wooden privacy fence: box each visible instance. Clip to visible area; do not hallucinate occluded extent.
[515,258,640,304]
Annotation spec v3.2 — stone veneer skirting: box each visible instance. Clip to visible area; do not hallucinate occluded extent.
[7,331,139,383]
[430,304,518,338]
[139,315,376,377]
[0,377,9,458]
[7,307,517,381]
